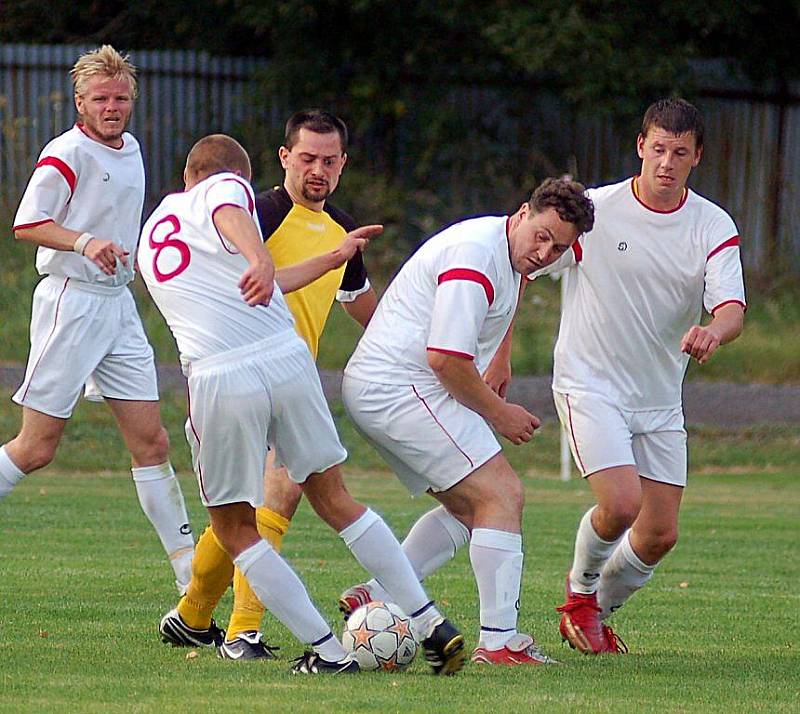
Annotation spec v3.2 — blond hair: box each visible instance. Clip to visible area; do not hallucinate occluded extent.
[186,134,252,183]
[71,45,138,98]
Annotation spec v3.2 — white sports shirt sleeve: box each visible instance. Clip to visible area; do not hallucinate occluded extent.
[427,241,497,360]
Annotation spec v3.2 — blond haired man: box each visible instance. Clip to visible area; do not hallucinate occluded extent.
[1,45,195,593]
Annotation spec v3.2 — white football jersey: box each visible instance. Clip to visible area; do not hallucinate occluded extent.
[138,172,295,366]
[13,124,145,288]
[346,215,521,385]
[532,177,746,410]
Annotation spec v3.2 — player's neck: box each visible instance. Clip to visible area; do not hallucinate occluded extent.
[283,181,325,213]
[633,176,687,212]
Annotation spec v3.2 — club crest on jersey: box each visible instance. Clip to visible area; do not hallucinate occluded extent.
[617,241,628,251]
[102,172,110,182]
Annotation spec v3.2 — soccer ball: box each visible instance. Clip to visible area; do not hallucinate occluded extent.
[342,601,418,671]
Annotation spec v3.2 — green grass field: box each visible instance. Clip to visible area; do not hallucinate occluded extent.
[1,391,798,713]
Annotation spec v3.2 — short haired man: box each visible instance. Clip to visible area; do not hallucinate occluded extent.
[339,178,595,666]
[1,45,195,593]
[160,111,381,660]
[141,134,465,674]
[539,99,745,653]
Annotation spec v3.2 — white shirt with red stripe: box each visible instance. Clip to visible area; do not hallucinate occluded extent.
[13,124,145,288]
[345,215,521,385]
[531,177,746,411]
[138,172,295,367]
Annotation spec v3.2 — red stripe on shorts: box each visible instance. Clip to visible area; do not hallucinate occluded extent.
[411,384,474,469]
[20,277,71,403]
[186,387,209,503]
[565,394,587,475]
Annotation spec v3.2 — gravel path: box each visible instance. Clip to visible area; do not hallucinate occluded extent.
[2,363,797,427]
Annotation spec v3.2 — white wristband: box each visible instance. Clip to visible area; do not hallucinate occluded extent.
[73,232,95,255]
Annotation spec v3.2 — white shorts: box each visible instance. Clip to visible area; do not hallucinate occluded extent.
[185,331,347,508]
[341,374,501,496]
[553,390,687,487]
[13,276,159,418]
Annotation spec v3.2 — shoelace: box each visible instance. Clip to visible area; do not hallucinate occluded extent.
[602,625,628,654]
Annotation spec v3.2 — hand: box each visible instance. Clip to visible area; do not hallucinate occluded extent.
[483,355,512,398]
[83,238,129,275]
[490,402,540,445]
[238,260,275,307]
[680,324,721,364]
[331,224,383,267]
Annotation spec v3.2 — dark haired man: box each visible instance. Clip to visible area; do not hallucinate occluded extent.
[532,98,745,654]
[339,178,595,666]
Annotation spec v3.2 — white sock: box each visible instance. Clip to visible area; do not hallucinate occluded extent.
[131,463,195,591]
[471,528,523,650]
[340,508,442,639]
[0,446,26,500]
[235,539,344,657]
[597,530,656,620]
[362,505,470,601]
[569,506,622,595]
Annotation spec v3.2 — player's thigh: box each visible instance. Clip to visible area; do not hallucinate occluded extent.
[553,390,637,478]
[268,349,347,485]
[89,293,159,403]
[185,360,270,509]
[342,375,501,497]
[14,277,112,418]
[630,409,687,487]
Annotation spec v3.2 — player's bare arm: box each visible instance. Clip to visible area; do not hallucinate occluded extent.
[212,205,275,306]
[427,350,540,444]
[15,221,128,276]
[680,302,745,364]
[274,224,382,294]
[341,287,377,328]
[482,281,527,398]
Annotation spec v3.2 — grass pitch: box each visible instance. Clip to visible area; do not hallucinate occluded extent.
[0,392,798,713]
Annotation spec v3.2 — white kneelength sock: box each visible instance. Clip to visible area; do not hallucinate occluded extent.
[597,530,656,620]
[471,528,523,650]
[363,505,470,603]
[341,508,443,638]
[235,539,344,659]
[131,462,195,590]
[569,506,622,595]
[0,446,26,500]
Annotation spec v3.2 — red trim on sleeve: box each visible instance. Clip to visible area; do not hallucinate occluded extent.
[210,204,246,255]
[706,235,740,261]
[571,239,583,263]
[12,218,54,231]
[217,177,255,214]
[426,347,475,361]
[438,268,494,305]
[35,157,76,195]
[711,299,746,315]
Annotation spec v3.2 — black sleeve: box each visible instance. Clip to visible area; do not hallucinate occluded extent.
[324,202,369,292]
[255,187,293,241]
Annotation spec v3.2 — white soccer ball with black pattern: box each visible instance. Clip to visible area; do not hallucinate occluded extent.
[342,601,418,671]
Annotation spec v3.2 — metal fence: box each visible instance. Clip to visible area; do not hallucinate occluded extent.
[1,43,798,275]
[0,43,274,213]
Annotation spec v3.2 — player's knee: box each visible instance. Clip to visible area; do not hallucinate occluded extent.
[131,425,170,464]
